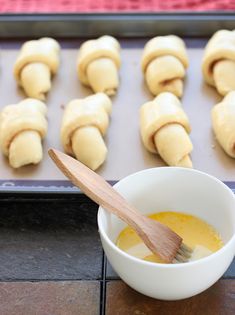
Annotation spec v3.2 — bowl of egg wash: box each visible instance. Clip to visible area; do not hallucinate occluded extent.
[98,167,235,300]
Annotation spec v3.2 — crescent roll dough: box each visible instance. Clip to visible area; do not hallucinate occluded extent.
[202,30,235,96]
[0,98,47,168]
[141,36,188,97]
[14,37,60,100]
[61,93,112,170]
[77,36,121,96]
[140,92,193,167]
[212,91,235,157]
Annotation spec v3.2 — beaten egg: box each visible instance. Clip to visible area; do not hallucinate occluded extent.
[116,211,223,263]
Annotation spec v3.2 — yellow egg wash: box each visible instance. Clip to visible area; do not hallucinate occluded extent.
[116,212,223,263]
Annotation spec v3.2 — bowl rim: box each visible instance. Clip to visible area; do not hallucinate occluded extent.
[97,167,235,269]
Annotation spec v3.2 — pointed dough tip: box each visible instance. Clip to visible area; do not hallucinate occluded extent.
[105,88,116,96]
[176,155,193,168]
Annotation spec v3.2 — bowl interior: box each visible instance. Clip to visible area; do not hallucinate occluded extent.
[99,167,235,247]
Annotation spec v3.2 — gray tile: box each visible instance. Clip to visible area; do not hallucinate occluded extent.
[106,259,119,280]
[0,199,103,280]
[224,258,235,278]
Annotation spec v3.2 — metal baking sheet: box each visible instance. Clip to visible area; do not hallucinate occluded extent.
[1,13,235,38]
[0,14,235,193]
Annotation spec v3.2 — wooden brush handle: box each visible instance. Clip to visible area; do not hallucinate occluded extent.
[49,149,184,263]
[48,149,144,229]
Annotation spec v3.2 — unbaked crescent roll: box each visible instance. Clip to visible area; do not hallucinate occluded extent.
[141,36,188,97]
[140,92,193,167]
[77,36,121,96]
[0,98,47,168]
[202,30,235,96]
[212,91,235,157]
[61,93,112,170]
[14,37,60,100]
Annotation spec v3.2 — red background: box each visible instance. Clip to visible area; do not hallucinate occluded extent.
[0,0,234,13]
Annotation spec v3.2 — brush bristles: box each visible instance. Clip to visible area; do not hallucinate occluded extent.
[173,243,193,263]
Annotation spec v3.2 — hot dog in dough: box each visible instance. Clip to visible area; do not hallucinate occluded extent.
[202,30,235,96]
[61,93,112,170]
[141,35,189,97]
[0,98,47,168]
[212,91,235,157]
[140,92,193,167]
[14,37,60,100]
[77,36,121,96]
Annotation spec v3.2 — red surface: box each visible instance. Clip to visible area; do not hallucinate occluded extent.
[0,0,234,13]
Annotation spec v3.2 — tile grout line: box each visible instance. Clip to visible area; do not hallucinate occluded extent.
[0,278,103,282]
[100,251,107,315]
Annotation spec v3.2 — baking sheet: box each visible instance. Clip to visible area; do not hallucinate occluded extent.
[0,38,234,190]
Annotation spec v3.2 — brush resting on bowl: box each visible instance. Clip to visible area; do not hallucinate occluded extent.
[117,211,223,263]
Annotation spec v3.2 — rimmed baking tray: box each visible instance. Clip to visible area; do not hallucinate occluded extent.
[1,13,235,194]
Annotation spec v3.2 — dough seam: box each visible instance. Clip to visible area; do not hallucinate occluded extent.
[14,56,58,83]
[143,53,185,74]
[150,122,189,154]
[160,76,184,86]
[18,61,53,85]
[64,123,104,154]
[208,58,227,83]
[4,128,43,154]
[84,55,119,74]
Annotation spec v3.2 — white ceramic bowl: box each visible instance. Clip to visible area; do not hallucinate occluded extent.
[98,167,235,300]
